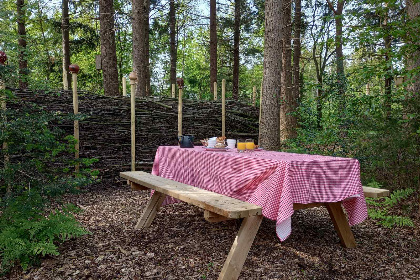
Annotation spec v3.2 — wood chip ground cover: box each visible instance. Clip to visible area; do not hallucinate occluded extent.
[4,178,419,280]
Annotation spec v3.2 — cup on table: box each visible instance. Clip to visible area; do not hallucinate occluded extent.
[245,139,255,151]
[207,139,217,148]
[226,139,236,149]
[237,139,246,152]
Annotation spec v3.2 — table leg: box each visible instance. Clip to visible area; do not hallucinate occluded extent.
[325,202,356,248]
[218,215,263,280]
[135,191,167,230]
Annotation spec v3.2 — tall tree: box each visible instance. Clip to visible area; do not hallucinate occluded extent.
[232,0,241,100]
[132,0,147,97]
[17,0,28,89]
[169,0,177,87]
[62,0,71,90]
[259,0,282,150]
[99,0,119,96]
[291,0,302,136]
[145,0,151,96]
[326,0,345,77]
[210,0,217,96]
[406,0,420,94]
[280,0,293,143]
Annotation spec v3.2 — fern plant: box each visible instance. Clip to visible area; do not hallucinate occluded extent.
[366,188,415,228]
[0,90,94,273]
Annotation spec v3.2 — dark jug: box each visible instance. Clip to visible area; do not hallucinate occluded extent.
[178,135,194,148]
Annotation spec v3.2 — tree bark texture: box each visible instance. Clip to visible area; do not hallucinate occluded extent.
[145,0,150,96]
[280,0,293,143]
[17,0,28,89]
[132,0,147,97]
[99,0,119,96]
[210,0,217,96]
[232,0,241,101]
[259,0,282,151]
[169,0,177,87]
[62,0,71,90]
[406,0,420,94]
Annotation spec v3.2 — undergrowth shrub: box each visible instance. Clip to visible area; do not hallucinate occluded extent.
[0,89,97,273]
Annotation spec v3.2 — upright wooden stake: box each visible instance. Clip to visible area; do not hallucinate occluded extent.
[222,79,226,137]
[129,72,138,171]
[252,86,257,106]
[177,78,184,137]
[122,77,127,97]
[69,64,80,173]
[214,81,217,100]
[171,83,175,98]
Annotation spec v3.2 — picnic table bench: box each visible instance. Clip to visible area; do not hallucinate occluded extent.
[121,171,389,279]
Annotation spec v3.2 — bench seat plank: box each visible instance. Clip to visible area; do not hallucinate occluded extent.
[363,186,390,198]
[121,171,262,219]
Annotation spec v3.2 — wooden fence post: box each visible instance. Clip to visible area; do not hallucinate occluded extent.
[222,79,226,137]
[172,83,176,98]
[177,78,184,137]
[129,71,138,171]
[69,64,80,173]
[214,81,217,101]
[122,77,127,97]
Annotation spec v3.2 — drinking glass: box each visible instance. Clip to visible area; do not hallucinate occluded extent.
[237,139,246,152]
[245,139,255,151]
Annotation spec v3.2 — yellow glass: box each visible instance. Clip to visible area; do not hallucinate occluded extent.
[237,140,246,152]
[245,139,255,150]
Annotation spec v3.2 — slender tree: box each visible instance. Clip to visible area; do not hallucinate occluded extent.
[210,0,217,96]
[259,0,282,150]
[62,0,71,90]
[280,0,293,143]
[132,0,147,97]
[406,0,420,94]
[326,0,345,77]
[291,0,302,136]
[145,0,151,96]
[169,0,177,87]
[99,0,119,96]
[232,0,241,100]
[17,0,28,89]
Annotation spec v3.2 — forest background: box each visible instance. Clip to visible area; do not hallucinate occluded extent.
[0,0,419,273]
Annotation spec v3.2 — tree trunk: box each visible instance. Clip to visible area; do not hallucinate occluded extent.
[17,0,28,89]
[259,0,282,151]
[62,0,71,90]
[210,0,217,96]
[290,0,302,137]
[169,0,177,87]
[99,0,119,96]
[383,6,392,117]
[232,0,241,101]
[145,0,150,96]
[132,0,147,97]
[280,0,293,143]
[406,0,420,94]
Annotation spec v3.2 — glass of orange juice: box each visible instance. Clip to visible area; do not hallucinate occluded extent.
[245,139,255,151]
[237,139,246,152]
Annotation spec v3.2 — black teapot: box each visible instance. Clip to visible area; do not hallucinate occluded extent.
[178,135,194,148]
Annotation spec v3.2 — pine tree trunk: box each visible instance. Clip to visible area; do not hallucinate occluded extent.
[132,0,147,97]
[17,0,28,89]
[406,0,420,93]
[62,0,71,90]
[259,0,282,151]
[99,0,119,96]
[280,0,293,143]
[232,0,241,101]
[145,0,150,96]
[210,0,217,97]
[169,0,177,87]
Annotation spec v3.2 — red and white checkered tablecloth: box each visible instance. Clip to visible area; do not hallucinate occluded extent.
[151,146,368,241]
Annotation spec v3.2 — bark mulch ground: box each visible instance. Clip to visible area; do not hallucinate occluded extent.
[5,178,420,280]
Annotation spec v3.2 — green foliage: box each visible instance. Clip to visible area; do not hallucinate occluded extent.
[0,91,95,273]
[366,188,415,228]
